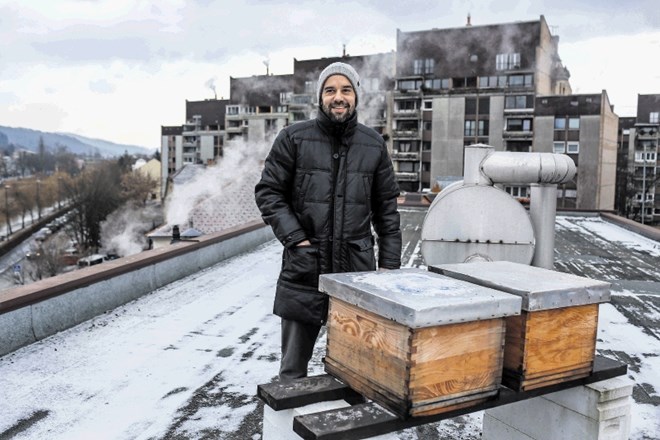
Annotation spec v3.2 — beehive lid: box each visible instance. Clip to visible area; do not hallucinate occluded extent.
[318,268,521,328]
[431,261,611,311]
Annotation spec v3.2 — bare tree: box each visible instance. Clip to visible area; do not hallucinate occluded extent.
[25,235,69,281]
[13,183,35,228]
[63,162,123,251]
[121,171,157,205]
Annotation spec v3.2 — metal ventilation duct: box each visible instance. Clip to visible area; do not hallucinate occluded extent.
[421,144,576,269]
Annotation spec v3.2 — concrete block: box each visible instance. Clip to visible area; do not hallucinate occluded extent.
[542,377,633,419]
[482,413,534,440]
[0,307,36,355]
[483,380,632,440]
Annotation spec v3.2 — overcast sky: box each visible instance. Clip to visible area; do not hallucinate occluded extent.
[1,0,659,149]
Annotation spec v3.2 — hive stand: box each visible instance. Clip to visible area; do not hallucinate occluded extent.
[257,356,628,440]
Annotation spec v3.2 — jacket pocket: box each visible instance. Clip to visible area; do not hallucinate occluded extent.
[347,236,376,272]
[280,245,320,287]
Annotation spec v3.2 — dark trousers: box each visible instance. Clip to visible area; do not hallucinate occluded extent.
[279,318,322,381]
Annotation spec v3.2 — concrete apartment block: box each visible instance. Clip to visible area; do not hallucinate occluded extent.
[482,377,633,440]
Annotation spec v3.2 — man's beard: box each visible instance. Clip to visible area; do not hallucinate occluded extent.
[322,102,354,123]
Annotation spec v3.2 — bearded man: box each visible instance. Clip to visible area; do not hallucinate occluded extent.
[255,62,401,380]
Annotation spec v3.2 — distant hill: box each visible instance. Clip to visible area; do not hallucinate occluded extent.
[0,125,155,157]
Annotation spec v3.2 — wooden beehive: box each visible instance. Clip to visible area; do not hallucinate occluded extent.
[319,269,521,419]
[432,261,611,391]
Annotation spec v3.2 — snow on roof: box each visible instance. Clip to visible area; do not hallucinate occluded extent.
[0,212,658,439]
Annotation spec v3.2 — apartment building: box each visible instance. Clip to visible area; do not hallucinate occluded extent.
[533,92,618,210]
[621,94,660,224]
[160,98,228,198]
[615,116,637,218]
[225,74,293,145]
[391,15,572,192]
[160,15,629,214]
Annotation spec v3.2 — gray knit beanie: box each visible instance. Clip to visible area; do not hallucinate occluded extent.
[317,62,360,107]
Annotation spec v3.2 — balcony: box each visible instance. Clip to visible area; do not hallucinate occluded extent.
[395,172,420,181]
[392,130,420,140]
[393,109,421,119]
[391,151,420,161]
[636,128,659,138]
[286,94,314,108]
[502,130,533,140]
[226,125,247,134]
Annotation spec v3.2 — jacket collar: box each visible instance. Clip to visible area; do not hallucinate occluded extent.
[316,106,358,140]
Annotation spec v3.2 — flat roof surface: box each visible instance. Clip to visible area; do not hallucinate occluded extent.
[0,209,658,439]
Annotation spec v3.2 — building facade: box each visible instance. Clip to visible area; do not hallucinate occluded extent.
[160,15,633,216]
[619,94,660,224]
[533,92,618,210]
[160,99,228,198]
[391,15,572,192]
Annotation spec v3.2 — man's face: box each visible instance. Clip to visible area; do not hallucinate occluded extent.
[321,74,356,123]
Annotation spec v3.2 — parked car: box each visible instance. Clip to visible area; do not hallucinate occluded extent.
[77,254,108,268]
[35,227,52,241]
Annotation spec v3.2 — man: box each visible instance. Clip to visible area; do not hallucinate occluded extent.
[255,62,402,380]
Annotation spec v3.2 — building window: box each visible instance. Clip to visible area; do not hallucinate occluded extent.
[398,79,422,90]
[465,120,476,137]
[279,92,292,104]
[397,100,418,112]
[496,53,521,70]
[635,151,657,162]
[507,74,533,88]
[566,142,580,154]
[226,105,239,115]
[479,76,500,88]
[505,95,532,109]
[554,117,566,130]
[424,78,450,90]
[423,100,433,110]
[304,81,316,95]
[507,118,532,131]
[505,186,528,198]
[650,112,659,124]
[568,117,580,130]
[553,142,566,153]
[413,58,434,75]
[423,121,432,131]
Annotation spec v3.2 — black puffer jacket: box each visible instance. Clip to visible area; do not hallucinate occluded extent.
[255,110,402,325]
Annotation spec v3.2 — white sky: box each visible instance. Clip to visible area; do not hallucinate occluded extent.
[0,0,659,149]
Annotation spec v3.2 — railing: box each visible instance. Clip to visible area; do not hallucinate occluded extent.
[395,172,419,181]
[391,151,420,161]
[392,130,420,139]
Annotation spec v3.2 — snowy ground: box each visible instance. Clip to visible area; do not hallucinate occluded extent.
[0,211,658,439]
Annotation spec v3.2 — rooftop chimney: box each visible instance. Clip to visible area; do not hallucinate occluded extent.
[171,225,180,244]
[466,13,472,26]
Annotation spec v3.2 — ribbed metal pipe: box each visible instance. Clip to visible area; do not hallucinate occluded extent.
[480,152,576,185]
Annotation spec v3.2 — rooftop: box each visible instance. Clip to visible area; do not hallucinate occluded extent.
[0,209,659,439]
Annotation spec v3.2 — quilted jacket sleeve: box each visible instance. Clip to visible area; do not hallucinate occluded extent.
[371,144,402,269]
[255,129,308,248]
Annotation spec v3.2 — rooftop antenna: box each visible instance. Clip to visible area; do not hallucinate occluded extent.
[342,44,346,57]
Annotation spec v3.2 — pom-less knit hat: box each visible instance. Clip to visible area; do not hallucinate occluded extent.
[317,62,360,107]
